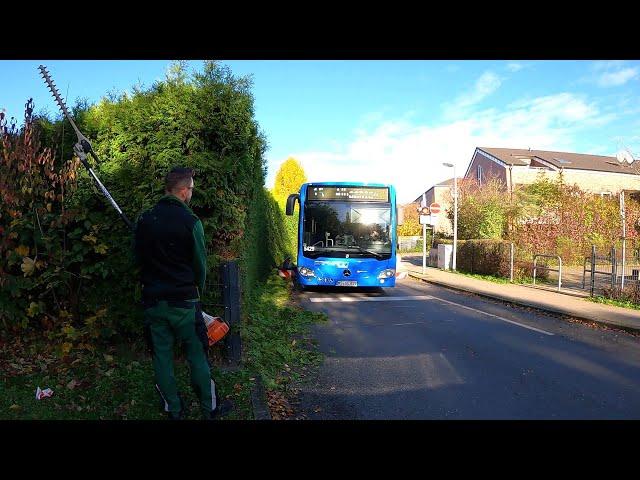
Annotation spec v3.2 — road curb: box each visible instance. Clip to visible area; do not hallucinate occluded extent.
[407,272,640,334]
[250,376,272,420]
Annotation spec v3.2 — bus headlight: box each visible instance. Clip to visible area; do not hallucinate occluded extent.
[298,267,315,277]
[377,269,395,279]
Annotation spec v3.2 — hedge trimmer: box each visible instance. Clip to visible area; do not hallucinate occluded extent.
[38,64,229,347]
[38,65,133,231]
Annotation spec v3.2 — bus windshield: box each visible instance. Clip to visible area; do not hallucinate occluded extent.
[302,201,392,259]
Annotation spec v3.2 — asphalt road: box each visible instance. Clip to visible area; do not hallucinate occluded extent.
[292,277,640,419]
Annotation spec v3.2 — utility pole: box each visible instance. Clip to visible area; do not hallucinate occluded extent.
[422,193,427,274]
[620,190,626,290]
[615,147,635,290]
[443,162,458,271]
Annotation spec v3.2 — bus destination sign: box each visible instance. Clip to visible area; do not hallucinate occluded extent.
[307,186,389,202]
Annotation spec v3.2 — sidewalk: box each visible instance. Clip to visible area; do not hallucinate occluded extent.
[399,254,640,333]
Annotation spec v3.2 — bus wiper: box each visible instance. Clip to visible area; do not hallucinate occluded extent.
[347,246,384,259]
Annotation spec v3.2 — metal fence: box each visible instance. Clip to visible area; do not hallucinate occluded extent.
[398,236,422,251]
[612,247,640,289]
[202,247,242,367]
[404,239,640,298]
[533,254,562,291]
[581,245,640,296]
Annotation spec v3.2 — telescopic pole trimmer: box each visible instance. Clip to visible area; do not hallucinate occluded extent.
[38,65,133,231]
[37,64,228,347]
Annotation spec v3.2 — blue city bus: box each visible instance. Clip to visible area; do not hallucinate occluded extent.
[285,182,403,289]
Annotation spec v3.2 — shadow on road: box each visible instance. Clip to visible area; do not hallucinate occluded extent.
[299,286,387,296]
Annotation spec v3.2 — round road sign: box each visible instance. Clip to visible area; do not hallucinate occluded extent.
[430,203,441,215]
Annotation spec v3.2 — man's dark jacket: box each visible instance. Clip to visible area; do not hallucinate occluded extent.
[133,194,207,302]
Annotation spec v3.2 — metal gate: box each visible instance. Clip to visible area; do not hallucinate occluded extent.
[202,257,242,367]
[580,245,640,296]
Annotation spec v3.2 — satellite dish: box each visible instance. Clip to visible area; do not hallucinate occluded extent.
[616,150,635,164]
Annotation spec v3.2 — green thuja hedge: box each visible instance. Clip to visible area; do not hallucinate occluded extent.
[1,61,287,345]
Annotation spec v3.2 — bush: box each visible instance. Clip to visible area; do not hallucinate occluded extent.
[602,283,640,306]
[456,239,511,277]
[449,177,511,240]
[454,239,547,281]
[0,62,285,345]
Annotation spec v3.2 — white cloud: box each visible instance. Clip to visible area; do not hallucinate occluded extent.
[269,92,612,204]
[506,63,524,72]
[443,71,502,119]
[597,68,639,87]
[592,61,626,71]
[586,61,639,87]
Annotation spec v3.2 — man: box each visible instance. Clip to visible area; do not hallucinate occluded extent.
[134,167,231,420]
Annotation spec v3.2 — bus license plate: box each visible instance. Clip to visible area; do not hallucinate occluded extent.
[337,281,358,287]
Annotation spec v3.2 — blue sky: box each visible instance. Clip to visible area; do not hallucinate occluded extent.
[1,60,639,203]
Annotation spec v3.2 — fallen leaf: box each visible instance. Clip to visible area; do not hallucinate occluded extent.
[21,257,36,277]
[9,404,21,411]
[67,379,80,390]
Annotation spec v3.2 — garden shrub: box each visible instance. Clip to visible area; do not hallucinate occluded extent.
[1,62,289,348]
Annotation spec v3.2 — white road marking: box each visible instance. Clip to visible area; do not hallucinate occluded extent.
[308,293,554,336]
[427,295,554,336]
[308,295,434,303]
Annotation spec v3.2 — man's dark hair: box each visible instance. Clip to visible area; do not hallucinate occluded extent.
[165,167,194,193]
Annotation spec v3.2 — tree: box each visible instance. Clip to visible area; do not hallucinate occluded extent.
[397,204,422,236]
[272,157,307,261]
[449,177,510,240]
[1,61,270,338]
[273,157,307,206]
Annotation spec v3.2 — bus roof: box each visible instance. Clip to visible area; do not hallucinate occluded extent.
[301,182,394,188]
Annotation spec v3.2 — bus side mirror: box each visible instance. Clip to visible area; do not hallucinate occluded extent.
[397,207,404,226]
[286,194,299,216]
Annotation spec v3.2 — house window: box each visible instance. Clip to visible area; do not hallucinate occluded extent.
[600,192,612,199]
[477,165,483,186]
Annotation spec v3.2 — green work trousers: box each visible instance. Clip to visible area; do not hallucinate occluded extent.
[143,300,216,418]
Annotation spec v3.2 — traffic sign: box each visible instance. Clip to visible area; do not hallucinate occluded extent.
[430,203,441,215]
[420,215,436,226]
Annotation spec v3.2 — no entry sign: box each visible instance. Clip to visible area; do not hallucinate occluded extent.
[430,203,441,215]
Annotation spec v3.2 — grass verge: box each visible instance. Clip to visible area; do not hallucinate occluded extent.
[242,274,327,418]
[444,269,538,285]
[0,273,325,420]
[587,295,640,311]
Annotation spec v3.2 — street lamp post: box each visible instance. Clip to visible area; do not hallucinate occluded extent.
[443,162,457,271]
[616,148,635,291]
[620,191,626,290]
